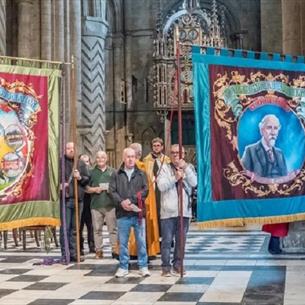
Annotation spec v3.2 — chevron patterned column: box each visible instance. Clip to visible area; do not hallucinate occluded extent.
[81,17,108,158]
[0,0,5,55]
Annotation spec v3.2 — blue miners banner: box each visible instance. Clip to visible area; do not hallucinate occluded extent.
[193,46,305,227]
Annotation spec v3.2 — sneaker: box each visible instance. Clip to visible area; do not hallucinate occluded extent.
[171,267,186,276]
[139,267,151,277]
[95,250,103,259]
[115,268,129,278]
[161,270,171,277]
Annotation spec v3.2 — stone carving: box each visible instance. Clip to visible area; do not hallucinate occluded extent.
[81,18,108,158]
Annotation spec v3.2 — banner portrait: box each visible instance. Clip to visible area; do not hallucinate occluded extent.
[0,64,61,230]
[193,46,305,227]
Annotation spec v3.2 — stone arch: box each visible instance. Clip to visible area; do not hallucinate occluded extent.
[107,0,123,33]
[141,126,157,157]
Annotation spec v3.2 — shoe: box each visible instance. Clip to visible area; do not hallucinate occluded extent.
[268,236,282,254]
[70,256,85,263]
[161,270,171,277]
[171,267,186,276]
[115,268,129,278]
[89,247,95,254]
[139,267,151,277]
[95,250,103,259]
[268,248,282,255]
[112,252,119,260]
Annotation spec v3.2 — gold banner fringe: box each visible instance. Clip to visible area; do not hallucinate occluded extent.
[0,217,60,231]
[196,213,305,230]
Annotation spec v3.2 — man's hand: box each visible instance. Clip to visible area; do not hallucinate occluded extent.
[94,186,103,194]
[73,169,81,180]
[121,199,133,211]
[175,169,184,181]
[60,182,69,190]
[178,159,187,170]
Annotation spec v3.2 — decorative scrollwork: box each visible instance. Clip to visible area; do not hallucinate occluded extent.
[224,162,305,197]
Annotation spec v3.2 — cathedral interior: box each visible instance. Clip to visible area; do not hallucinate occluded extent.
[1,1,305,304]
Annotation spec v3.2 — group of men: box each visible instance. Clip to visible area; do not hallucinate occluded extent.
[60,138,197,277]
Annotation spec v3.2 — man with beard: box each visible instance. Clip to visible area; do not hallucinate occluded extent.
[241,115,288,254]
[241,114,287,178]
[143,138,170,233]
[60,142,90,262]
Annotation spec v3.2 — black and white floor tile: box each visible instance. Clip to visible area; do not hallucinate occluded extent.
[0,225,305,305]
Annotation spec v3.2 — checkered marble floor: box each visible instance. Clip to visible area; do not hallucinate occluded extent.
[0,225,305,305]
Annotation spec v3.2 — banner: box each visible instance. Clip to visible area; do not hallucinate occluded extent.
[0,64,61,230]
[193,47,305,227]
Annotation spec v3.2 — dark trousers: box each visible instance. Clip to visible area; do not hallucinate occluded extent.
[80,193,95,251]
[60,199,83,259]
[160,217,189,272]
[268,236,281,254]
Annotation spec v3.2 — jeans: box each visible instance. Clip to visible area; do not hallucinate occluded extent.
[161,217,189,272]
[60,199,83,259]
[117,216,148,270]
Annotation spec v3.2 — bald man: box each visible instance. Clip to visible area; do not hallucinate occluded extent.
[86,151,117,259]
[241,114,287,178]
[109,147,150,278]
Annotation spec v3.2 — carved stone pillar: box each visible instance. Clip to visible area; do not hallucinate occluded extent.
[282,0,305,55]
[81,14,108,157]
[17,0,34,57]
[0,0,6,55]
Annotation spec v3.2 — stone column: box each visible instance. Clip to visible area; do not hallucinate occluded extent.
[41,0,52,60]
[17,0,34,57]
[70,0,82,106]
[261,0,282,53]
[80,14,108,157]
[282,0,305,55]
[112,35,127,166]
[0,0,6,55]
[52,0,65,61]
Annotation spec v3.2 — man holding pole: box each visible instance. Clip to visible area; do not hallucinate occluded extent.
[156,144,197,277]
[60,142,90,263]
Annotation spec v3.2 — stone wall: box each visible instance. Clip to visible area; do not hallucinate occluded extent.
[105,0,262,163]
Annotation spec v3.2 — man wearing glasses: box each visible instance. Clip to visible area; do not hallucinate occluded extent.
[156,144,197,276]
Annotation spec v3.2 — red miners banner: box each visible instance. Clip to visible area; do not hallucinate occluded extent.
[0,65,61,229]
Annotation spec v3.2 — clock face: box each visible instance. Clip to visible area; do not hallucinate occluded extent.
[188,29,199,41]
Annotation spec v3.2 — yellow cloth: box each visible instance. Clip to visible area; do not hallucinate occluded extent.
[143,153,171,187]
[128,160,160,257]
